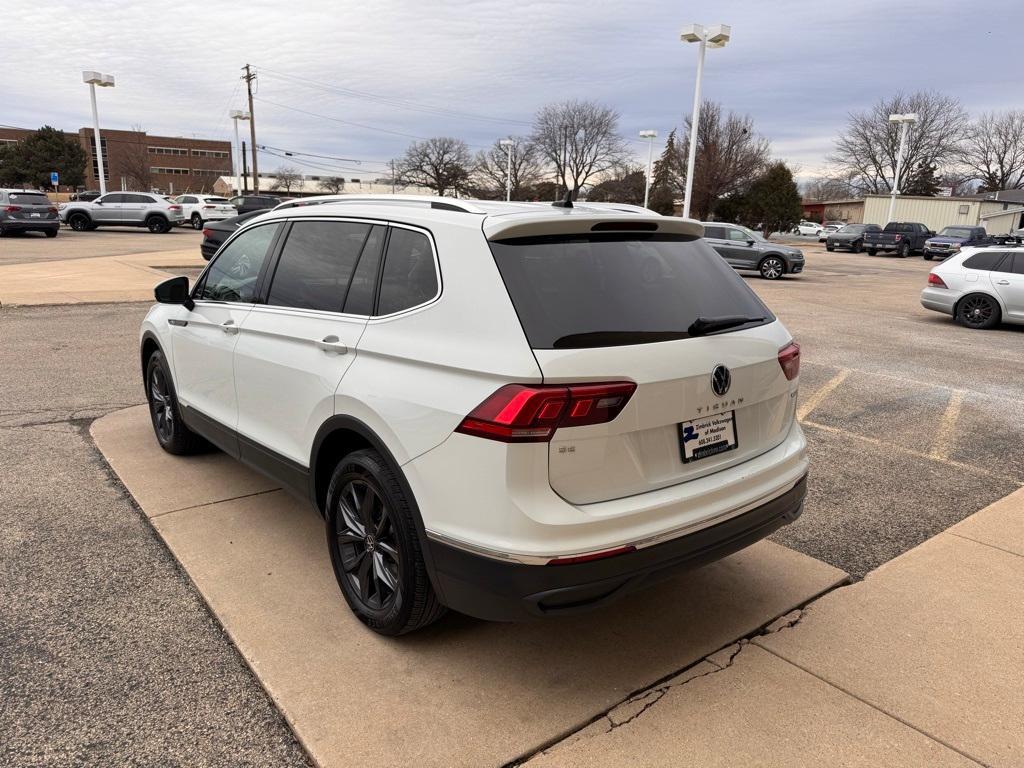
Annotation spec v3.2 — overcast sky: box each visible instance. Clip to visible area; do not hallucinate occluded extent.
[3,0,1019,182]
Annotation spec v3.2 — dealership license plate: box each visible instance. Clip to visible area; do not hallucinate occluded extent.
[678,411,738,463]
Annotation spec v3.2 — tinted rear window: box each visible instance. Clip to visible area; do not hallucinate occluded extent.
[962,252,1007,271]
[266,221,372,312]
[10,193,51,206]
[489,233,774,349]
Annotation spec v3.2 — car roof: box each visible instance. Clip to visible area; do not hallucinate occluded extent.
[256,194,702,240]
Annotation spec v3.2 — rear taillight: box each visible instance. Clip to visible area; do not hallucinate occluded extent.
[203,204,215,209]
[202,228,213,238]
[778,342,800,381]
[168,204,182,211]
[894,234,903,242]
[455,382,637,443]
[928,273,947,288]
[4,205,21,212]
[547,545,636,566]
[48,206,58,214]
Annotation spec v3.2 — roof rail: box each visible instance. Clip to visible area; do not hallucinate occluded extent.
[273,194,488,214]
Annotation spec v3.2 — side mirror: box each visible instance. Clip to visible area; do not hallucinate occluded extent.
[154,276,194,310]
[747,239,756,247]
[94,200,103,205]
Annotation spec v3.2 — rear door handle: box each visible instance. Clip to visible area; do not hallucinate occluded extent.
[221,319,239,335]
[996,280,1010,285]
[315,335,348,355]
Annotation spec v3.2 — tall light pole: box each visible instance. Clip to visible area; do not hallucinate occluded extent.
[230,110,251,196]
[82,71,115,195]
[887,112,919,223]
[639,130,658,208]
[679,23,730,220]
[499,139,515,201]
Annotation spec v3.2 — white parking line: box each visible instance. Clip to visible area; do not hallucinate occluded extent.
[797,368,851,422]
[929,390,965,462]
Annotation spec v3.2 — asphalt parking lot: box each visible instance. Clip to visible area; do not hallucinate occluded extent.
[1,231,1022,763]
[0,226,200,266]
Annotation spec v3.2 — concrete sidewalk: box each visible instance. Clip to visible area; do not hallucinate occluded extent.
[525,488,1024,767]
[0,247,202,305]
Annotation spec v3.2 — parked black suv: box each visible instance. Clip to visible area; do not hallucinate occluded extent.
[228,195,281,215]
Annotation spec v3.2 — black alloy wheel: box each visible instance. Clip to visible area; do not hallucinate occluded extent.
[149,363,175,444]
[145,351,209,455]
[956,294,1000,330]
[326,449,445,635]
[191,213,203,230]
[147,215,169,234]
[69,213,91,231]
[852,239,863,253]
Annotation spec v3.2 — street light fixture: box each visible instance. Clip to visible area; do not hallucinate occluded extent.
[679,23,730,219]
[82,70,115,195]
[639,130,658,209]
[230,110,251,196]
[887,112,919,223]
[499,138,515,201]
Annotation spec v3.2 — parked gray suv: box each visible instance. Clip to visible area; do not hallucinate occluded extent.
[0,189,59,237]
[59,192,185,233]
[702,223,805,280]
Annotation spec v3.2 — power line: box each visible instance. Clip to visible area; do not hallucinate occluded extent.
[256,143,391,166]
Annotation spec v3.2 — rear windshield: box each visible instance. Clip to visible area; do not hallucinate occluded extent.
[9,192,51,206]
[489,233,774,349]
[206,197,230,203]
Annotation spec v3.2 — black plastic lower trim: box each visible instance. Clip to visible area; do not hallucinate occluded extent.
[427,475,807,622]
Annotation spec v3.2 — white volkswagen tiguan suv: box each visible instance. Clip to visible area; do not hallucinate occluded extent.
[140,196,807,635]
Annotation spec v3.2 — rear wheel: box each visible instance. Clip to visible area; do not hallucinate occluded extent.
[825,244,835,252]
[898,242,911,258]
[69,213,91,231]
[759,256,785,280]
[955,294,1000,330]
[45,229,58,238]
[145,350,210,454]
[852,240,863,253]
[146,215,169,234]
[191,213,203,230]
[326,449,445,635]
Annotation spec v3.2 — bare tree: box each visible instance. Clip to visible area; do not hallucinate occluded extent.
[532,100,629,199]
[320,176,346,194]
[960,110,1024,192]
[677,101,771,219]
[395,137,472,196]
[585,163,647,205]
[271,166,303,193]
[472,137,546,200]
[804,175,859,201]
[829,91,969,195]
[119,124,153,191]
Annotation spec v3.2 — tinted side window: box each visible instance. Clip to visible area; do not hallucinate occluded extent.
[199,223,280,303]
[99,194,126,204]
[725,228,749,242]
[963,252,1007,271]
[344,225,386,315]
[377,228,438,315]
[703,226,725,239]
[266,221,371,312]
[1009,254,1024,275]
[125,194,153,204]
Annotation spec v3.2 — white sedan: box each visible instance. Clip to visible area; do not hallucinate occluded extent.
[794,221,824,237]
[921,247,1024,329]
[173,194,237,230]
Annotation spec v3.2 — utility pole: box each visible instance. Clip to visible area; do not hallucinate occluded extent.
[390,160,396,193]
[242,141,249,195]
[242,64,259,193]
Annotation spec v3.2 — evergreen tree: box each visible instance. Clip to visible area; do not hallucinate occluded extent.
[0,126,88,189]
[744,162,802,238]
[648,129,681,214]
[902,161,940,196]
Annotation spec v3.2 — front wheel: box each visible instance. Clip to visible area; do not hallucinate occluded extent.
[326,449,446,635]
[147,215,169,234]
[867,248,877,256]
[146,350,210,454]
[825,244,835,252]
[759,256,785,280]
[69,213,91,231]
[191,213,203,230]
[956,294,1000,330]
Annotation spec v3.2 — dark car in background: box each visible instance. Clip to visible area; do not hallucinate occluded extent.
[922,226,994,260]
[0,189,60,237]
[199,209,268,260]
[227,194,281,215]
[70,191,102,202]
[825,223,882,253]
[702,222,805,279]
[863,222,933,257]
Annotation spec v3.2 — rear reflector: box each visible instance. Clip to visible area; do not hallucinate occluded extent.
[455,382,637,443]
[547,545,636,566]
[4,206,21,212]
[202,228,213,239]
[778,342,800,381]
[927,273,947,288]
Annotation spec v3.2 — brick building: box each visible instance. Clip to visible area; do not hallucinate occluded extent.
[0,126,232,194]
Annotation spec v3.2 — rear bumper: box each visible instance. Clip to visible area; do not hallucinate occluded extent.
[428,475,807,621]
[921,287,956,315]
[2,219,59,231]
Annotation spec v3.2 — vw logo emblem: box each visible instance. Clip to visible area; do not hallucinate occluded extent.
[711,365,731,397]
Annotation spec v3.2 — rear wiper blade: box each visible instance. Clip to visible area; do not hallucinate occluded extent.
[551,330,690,349]
[687,315,764,337]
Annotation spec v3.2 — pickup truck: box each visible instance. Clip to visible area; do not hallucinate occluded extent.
[921,226,994,260]
[863,222,934,257]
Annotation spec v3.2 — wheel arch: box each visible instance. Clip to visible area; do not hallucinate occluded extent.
[953,289,1005,317]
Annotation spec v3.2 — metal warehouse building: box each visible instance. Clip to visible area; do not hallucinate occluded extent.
[862,193,1024,234]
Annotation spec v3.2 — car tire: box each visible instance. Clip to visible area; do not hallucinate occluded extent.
[826,244,835,252]
[145,350,210,455]
[852,240,863,253]
[898,242,911,258]
[146,215,169,234]
[326,448,446,636]
[191,213,203,230]
[955,294,1001,330]
[923,253,933,261]
[867,248,877,256]
[68,213,91,232]
[759,255,785,280]
[45,229,58,238]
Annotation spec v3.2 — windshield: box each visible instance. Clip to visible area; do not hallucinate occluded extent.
[839,225,866,233]
[938,227,974,238]
[205,197,230,203]
[489,233,774,349]
[8,193,51,206]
